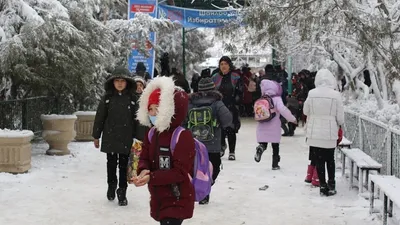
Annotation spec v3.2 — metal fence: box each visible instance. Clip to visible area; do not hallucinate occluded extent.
[344,110,399,178]
[0,96,75,135]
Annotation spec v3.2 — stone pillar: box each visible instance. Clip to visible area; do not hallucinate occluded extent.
[0,129,34,173]
[41,115,77,156]
[74,111,96,142]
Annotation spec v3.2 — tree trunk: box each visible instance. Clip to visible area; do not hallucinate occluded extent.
[367,59,384,109]
[10,83,19,100]
[377,62,388,101]
[392,79,400,107]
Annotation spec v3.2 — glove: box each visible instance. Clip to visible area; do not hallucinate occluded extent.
[337,127,343,146]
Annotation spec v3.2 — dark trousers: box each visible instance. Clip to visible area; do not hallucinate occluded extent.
[243,103,253,117]
[281,120,289,134]
[288,123,296,135]
[309,147,317,166]
[313,147,335,185]
[259,143,279,156]
[221,128,236,154]
[107,153,129,189]
[209,153,221,183]
[160,218,183,225]
[259,143,280,166]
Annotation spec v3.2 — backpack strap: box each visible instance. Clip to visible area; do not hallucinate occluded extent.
[147,127,156,142]
[170,126,185,154]
[147,126,185,155]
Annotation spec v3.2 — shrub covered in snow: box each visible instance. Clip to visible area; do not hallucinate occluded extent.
[0,0,175,110]
[345,95,400,130]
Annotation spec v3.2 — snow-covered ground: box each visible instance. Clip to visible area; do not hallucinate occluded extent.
[0,119,390,225]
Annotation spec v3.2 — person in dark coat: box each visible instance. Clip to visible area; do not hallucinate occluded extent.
[135,62,151,81]
[133,76,149,141]
[171,68,190,93]
[286,95,299,136]
[241,66,255,117]
[211,56,242,161]
[190,72,200,93]
[134,76,195,225]
[185,77,233,204]
[160,52,170,77]
[201,68,211,78]
[92,66,138,206]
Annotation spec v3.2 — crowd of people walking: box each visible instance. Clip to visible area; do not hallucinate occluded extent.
[91,56,345,225]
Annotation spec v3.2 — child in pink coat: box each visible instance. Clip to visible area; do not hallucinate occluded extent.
[254,80,297,170]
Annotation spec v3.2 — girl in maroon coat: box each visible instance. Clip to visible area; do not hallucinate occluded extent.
[132,76,196,225]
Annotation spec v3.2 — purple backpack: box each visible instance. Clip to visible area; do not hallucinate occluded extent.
[148,126,213,202]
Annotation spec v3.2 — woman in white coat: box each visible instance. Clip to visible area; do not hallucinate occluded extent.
[303,69,344,196]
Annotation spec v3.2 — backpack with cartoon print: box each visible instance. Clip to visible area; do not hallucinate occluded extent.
[254,95,277,122]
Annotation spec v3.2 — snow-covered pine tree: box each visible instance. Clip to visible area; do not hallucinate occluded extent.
[0,0,175,111]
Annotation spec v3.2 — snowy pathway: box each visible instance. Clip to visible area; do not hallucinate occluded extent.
[0,119,381,225]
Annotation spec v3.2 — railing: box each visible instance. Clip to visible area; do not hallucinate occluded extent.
[0,96,75,135]
[344,110,400,178]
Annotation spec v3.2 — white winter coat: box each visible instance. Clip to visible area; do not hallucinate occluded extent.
[304,69,345,149]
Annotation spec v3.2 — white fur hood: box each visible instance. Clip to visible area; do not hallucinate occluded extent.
[136,76,187,133]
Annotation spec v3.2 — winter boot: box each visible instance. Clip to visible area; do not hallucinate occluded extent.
[254,144,267,163]
[320,183,329,196]
[327,180,337,196]
[288,123,295,136]
[281,121,290,136]
[117,188,128,206]
[107,184,117,201]
[220,144,227,157]
[311,167,320,187]
[272,155,281,170]
[228,153,236,161]
[199,195,210,205]
[304,165,314,183]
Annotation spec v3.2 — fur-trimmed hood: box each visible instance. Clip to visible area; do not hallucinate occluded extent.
[189,90,222,105]
[105,75,136,93]
[137,76,189,132]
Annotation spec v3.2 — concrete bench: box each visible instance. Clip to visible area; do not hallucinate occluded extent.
[369,175,400,225]
[336,136,352,169]
[341,148,382,193]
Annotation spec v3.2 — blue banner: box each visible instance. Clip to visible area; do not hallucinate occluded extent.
[158,5,241,28]
[128,0,158,78]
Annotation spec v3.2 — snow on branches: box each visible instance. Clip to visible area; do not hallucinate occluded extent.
[220,0,400,108]
[0,0,175,107]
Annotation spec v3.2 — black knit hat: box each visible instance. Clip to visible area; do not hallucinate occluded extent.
[198,77,215,92]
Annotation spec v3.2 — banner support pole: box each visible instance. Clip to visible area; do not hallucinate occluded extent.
[182,27,186,79]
